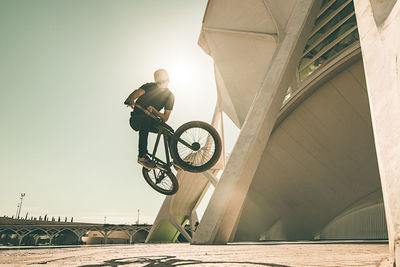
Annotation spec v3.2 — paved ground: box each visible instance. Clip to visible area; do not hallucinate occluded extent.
[0,242,393,266]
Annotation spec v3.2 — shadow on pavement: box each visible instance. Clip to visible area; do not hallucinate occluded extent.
[79,255,289,267]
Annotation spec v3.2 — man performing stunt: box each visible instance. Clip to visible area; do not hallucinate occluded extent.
[124,69,175,169]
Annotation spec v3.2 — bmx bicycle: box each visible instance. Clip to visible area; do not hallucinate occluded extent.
[132,104,222,195]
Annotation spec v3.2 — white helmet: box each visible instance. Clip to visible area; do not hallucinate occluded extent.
[154,69,169,84]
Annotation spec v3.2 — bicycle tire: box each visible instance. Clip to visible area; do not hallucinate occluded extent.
[170,121,222,173]
[142,167,179,195]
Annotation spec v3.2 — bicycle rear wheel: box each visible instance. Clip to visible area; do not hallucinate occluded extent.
[142,168,179,195]
[170,121,222,173]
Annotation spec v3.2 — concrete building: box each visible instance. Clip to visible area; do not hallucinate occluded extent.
[149,0,400,265]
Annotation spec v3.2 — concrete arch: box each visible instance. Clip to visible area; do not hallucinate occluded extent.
[20,229,49,246]
[318,189,384,229]
[0,228,19,235]
[0,228,20,246]
[68,228,89,241]
[52,229,80,245]
[318,202,387,240]
[132,229,149,243]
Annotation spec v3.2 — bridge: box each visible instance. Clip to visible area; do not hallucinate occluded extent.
[0,217,152,246]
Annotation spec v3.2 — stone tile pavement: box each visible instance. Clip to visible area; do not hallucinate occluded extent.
[0,241,392,266]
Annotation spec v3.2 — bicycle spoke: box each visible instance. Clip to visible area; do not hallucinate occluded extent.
[175,126,218,167]
[145,168,172,192]
[160,178,171,189]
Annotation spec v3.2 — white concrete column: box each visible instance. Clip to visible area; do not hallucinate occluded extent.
[202,171,218,187]
[169,216,191,242]
[191,0,321,245]
[353,1,400,265]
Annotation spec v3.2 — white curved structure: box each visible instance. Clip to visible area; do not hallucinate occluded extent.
[151,0,400,265]
[232,50,384,241]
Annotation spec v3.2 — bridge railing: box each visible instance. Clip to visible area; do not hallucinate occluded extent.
[0,223,152,246]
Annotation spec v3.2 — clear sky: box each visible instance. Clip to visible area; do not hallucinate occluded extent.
[0,0,239,224]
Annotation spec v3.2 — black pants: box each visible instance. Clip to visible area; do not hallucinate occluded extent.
[130,113,174,158]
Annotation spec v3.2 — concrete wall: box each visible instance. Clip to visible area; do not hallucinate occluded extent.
[234,54,384,241]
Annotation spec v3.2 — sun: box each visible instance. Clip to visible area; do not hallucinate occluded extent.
[168,63,192,85]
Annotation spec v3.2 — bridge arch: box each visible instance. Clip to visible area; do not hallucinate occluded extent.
[0,228,19,235]
[0,228,19,246]
[52,229,81,245]
[20,229,49,246]
[132,229,149,243]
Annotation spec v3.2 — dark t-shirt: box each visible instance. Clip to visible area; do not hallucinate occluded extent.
[133,83,175,114]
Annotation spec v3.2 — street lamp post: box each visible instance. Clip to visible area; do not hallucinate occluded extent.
[15,193,26,219]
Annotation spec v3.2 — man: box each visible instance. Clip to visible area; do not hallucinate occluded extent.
[124,69,175,169]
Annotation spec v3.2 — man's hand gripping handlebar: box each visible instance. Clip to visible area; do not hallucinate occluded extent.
[125,101,162,122]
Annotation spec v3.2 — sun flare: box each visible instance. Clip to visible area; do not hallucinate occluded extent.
[168,63,193,85]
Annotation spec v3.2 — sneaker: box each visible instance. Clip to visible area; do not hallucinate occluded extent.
[138,154,157,169]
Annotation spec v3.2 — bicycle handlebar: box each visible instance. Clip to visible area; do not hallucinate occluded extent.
[131,104,163,122]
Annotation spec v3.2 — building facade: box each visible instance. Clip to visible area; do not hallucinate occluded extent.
[149,0,400,265]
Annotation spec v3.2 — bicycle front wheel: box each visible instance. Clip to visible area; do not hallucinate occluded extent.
[142,168,179,195]
[170,121,222,173]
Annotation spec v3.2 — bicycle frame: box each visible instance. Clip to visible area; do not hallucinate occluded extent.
[148,124,173,171]
[133,104,199,160]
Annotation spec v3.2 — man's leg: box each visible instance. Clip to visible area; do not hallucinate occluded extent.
[129,115,148,157]
[137,117,157,169]
[138,117,159,157]
[138,128,149,157]
[139,116,153,156]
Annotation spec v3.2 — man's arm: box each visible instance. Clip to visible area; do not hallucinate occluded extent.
[147,106,172,122]
[124,89,145,109]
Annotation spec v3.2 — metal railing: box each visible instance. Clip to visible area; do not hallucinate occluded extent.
[298,0,359,81]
